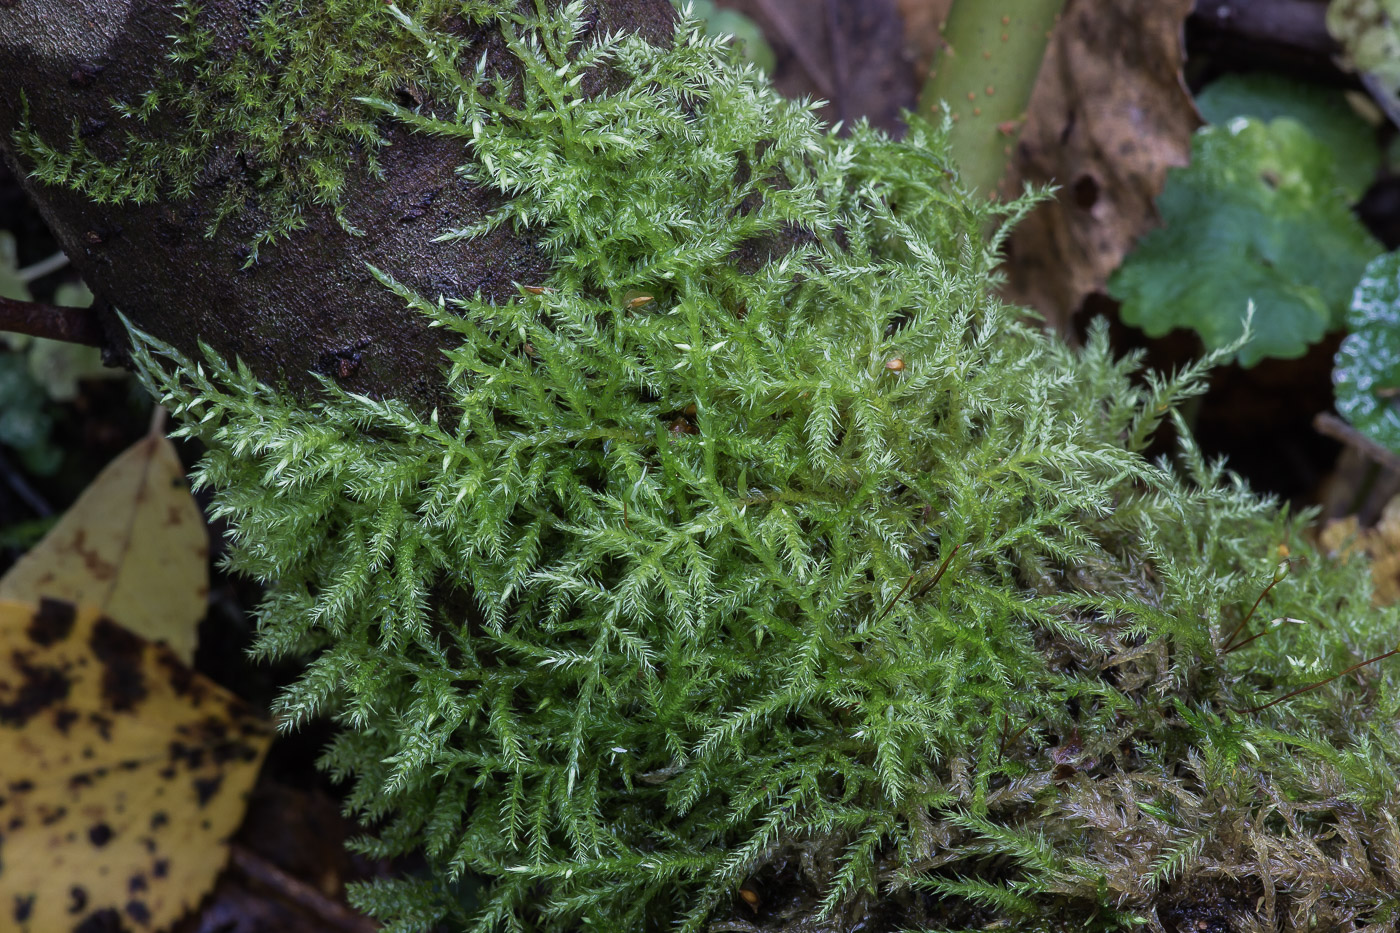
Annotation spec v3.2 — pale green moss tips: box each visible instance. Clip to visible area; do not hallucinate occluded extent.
[125,3,1400,932]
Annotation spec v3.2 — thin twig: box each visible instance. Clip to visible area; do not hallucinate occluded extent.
[872,543,965,625]
[912,542,963,600]
[1221,567,1289,653]
[230,844,379,932]
[1224,617,1314,655]
[16,250,70,284]
[873,573,916,624]
[996,715,1036,764]
[0,296,104,347]
[1313,412,1400,474]
[0,448,52,517]
[1242,645,1400,715]
[750,0,837,101]
[824,0,849,124]
[1192,0,1334,55]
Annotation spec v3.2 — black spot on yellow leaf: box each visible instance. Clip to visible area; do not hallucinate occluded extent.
[193,775,222,807]
[72,906,122,932]
[13,892,35,923]
[67,885,87,915]
[29,599,77,647]
[0,651,71,726]
[156,654,194,698]
[89,619,146,712]
[124,898,149,924]
[87,823,113,847]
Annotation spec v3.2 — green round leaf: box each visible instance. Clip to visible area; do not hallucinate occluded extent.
[1195,73,1379,200]
[1110,117,1381,367]
[1336,251,1400,452]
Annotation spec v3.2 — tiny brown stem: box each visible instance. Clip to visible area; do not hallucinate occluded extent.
[996,713,1037,765]
[912,542,964,600]
[873,573,916,625]
[872,543,965,625]
[1221,562,1299,653]
[0,296,104,347]
[1242,645,1400,715]
[230,844,378,932]
[1314,412,1400,474]
[1224,617,1315,656]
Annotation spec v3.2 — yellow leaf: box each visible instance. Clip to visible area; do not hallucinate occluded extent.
[0,429,208,664]
[0,599,271,932]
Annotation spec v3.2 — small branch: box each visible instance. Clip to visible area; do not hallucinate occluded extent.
[230,844,378,932]
[824,0,849,124]
[0,296,104,347]
[1242,644,1400,715]
[0,448,52,518]
[1220,561,1293,653]
[751,0,837,101]
[1191,0,1334,55]
[1314,412,1400,474]
[16,250,70,284]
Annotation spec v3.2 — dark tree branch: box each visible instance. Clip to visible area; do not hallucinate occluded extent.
[0,295,105,347]
[1314,412,1400,474]
[230,845,378,933]
[1191,0,1334,55]
[752,0,837,100]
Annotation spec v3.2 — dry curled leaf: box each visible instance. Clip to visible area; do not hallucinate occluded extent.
[1320,493,1400,607]
[0,427,209,664]
[0,599,271,933]
[999,0,1200,331]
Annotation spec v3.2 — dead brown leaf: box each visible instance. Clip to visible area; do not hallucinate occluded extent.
[1320,493,1400,607]
[999,0,1200,331]
[0,599,271,932]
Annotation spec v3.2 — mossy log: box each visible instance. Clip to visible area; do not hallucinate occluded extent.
[0,0,677,412]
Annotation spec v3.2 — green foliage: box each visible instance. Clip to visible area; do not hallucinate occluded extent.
[118,3,1400,931]
[1329,0,1400,91]
[1109,115,1381,366]
[1336,251,1400,452]
[1194,72,1380,199]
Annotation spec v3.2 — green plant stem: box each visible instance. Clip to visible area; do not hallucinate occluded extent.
[919,0,1067,196]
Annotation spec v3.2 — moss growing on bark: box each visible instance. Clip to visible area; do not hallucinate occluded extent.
[14,0,498,257]
[95,2,1400,931]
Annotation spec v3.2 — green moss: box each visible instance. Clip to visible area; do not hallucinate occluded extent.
[14,0,469,259]
[123,3,1400,931]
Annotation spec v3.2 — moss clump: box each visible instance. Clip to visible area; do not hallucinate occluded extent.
[129,3,1400,931]
[14,0,469,258]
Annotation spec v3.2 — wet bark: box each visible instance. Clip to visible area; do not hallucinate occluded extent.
[0,0,678,412]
